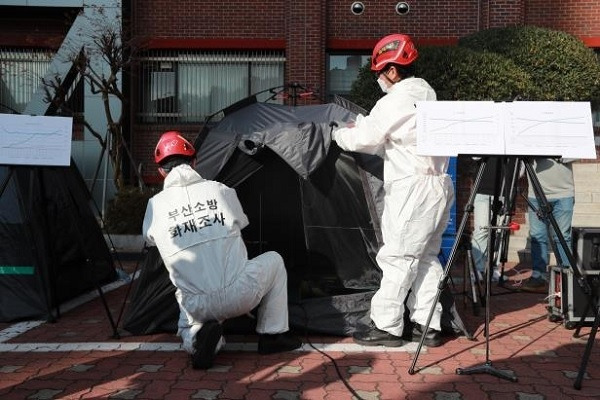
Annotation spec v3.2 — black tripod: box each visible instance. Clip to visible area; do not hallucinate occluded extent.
[409,155,597,383]
[408,155,515,378]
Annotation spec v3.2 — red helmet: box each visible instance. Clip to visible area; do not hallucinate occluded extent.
[154,131,195,164]
[371,34,418,72]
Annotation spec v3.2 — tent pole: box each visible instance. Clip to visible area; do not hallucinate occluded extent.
[101,129,111,222]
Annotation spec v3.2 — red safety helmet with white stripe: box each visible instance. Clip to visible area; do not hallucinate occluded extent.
[371,34,418,72]
[154,131,195,165]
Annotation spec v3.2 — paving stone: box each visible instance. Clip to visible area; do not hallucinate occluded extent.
[137,364,163,372]
[434,392,462,400]
[516,393,544,400]
[419,366,443,375]
[208,364,232,372]
[108,389,144,399]
[191,389,221,399]
[278,365,302,374]
[0,365,22,373]
[27,389,63,399]
[512,335,532,341]
[348,365,372,374]
[563,370,588,379]
[68,364,95,372]
[354,390,380,400]
[273,390,301,400]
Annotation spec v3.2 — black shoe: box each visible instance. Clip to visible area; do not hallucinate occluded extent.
[353,323,403,347]
[258,332,302,355]
[412,323,442,347]
[519,277,548,294]
[191,320,223,370]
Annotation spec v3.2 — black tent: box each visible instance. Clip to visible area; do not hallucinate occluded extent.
[0,162,117,322]
[123,95,463,337]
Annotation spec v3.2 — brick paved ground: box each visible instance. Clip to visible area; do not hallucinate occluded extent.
[1,262,599,400]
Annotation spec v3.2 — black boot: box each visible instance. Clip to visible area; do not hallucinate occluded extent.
[258,331,302,355]
[191,320,223,369]
[353,322,403,347]
[412,323,442,347]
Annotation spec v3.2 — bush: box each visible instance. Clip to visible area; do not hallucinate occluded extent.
[459,26,600,104]
[348,44,538,107]
[104,186,158,234]
[348,60,382,112]
[349,26,600,107]
[416,45,537,101]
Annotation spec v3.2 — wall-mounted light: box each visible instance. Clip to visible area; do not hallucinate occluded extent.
[396,2,410,15]
[351,2,365,15]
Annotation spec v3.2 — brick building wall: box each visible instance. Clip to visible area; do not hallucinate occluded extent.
[326,1,481,41]
[127,1,600,172]
[128,1,600,241]
[525,0,600,45]
[2,1,599,260]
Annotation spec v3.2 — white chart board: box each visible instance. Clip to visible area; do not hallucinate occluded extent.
[0,114,73,166]
[416,101,597,159]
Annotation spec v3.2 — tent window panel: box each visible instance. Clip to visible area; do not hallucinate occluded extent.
[326,54,370,100]
[0,49,53,114]
[137,51,285,123]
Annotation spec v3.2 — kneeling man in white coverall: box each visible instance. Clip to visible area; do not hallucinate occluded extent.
[143,131,302,369]
[333,34,455,347]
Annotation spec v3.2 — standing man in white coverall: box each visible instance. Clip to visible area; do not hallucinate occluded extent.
[143,131,301,369]
[332,34,454,347]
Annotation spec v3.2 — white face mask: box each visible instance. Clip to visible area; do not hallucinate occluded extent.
[377,77,389,93]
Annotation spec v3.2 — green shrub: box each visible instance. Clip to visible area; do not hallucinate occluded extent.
[348,45,538,107]
[416,45,537,101]
[104,186,158,234]
[459,26,600,104]
[348,59,382,112]
[349,26,600,107]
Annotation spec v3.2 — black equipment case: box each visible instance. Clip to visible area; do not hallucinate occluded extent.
[547,227,600,329]
[573,227,600,272]
[548,267,600,329]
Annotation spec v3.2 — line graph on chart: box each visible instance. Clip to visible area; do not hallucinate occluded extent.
[0,114,72,166]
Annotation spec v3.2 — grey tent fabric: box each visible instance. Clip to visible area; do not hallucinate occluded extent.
[195,102,355,180]
[238,121,332,179]
[122,95,466,337]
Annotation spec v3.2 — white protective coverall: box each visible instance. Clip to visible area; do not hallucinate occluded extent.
[143,164,289,353]
[333,77,455,336]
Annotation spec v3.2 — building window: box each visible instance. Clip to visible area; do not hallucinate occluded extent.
[137,50,285,123]
[0,48,53,114]
[327,53,370,100]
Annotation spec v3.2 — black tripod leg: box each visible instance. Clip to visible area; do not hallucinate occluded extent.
[574,301,600,390]
[456,161,518,383]
[573,284,592,338]
[456,360,518,381]
[455,247,518,382]
[408,157,489,375]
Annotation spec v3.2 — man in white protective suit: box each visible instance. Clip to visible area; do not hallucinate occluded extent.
[332,34,455,347]
[143,131,302,369]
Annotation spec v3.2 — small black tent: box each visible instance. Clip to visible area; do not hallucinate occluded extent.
[123,95,462,337]
[0,162,117,322]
